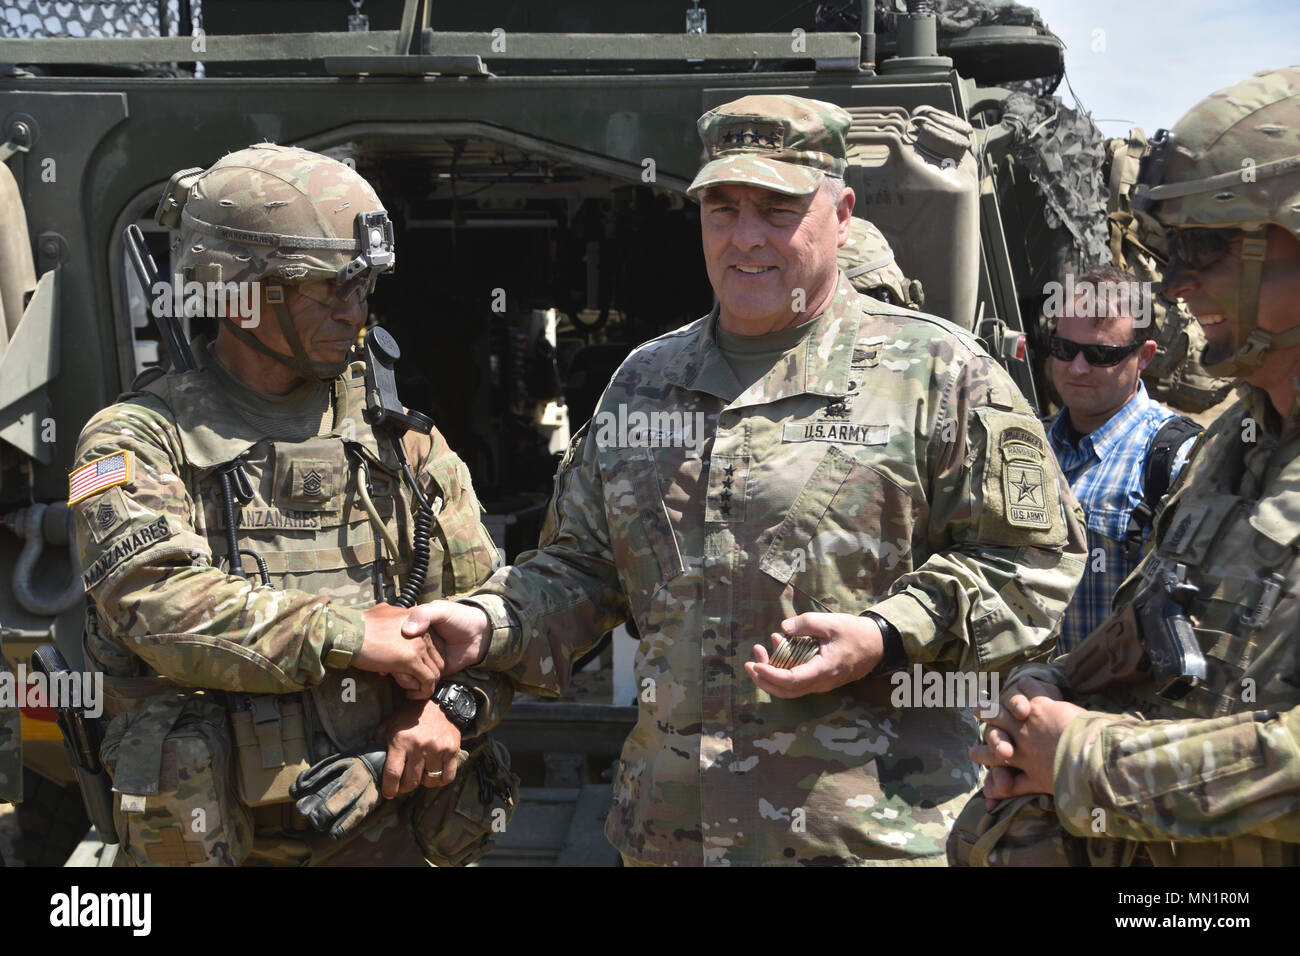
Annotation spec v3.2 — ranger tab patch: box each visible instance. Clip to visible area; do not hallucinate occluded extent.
[1001,429,1050,529]
[976,409,1066,546]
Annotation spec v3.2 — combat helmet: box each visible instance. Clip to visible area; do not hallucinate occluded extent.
[1132,66,1300,377]
[157,142,395,380]
[837,217,925,310]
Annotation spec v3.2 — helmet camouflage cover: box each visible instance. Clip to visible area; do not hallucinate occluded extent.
[1132,66,1300,377]
[160,143,395,380]
[1136,67,1300,239]
[837,217,925,310]
[173,142,394,288]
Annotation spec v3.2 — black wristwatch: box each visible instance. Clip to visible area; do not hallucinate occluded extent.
[433,681,479,733]
[864,610,908,676]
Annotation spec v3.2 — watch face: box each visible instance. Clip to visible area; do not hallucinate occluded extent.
[439,685,477,726]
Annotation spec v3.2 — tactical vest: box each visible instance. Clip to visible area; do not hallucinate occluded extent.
[90,362,424,787]
[1116,399,1300,864]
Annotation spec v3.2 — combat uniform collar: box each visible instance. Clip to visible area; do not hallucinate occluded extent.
[662,274,862,406]
[1238,381,1300,445]
[140,338,369,472]
[660,308,743,401]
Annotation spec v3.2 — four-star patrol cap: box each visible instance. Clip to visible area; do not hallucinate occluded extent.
[687,94,852,197]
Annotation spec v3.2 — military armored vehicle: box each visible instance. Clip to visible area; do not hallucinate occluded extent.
[0,0,1216,865]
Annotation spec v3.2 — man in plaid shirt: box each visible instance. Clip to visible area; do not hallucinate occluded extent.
[1046,265,1199,653]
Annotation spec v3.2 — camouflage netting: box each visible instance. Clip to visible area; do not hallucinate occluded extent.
[917,0,1043,34]
[0,0,201,39]
[831,0,1046,35]
[1001,91,1111,269]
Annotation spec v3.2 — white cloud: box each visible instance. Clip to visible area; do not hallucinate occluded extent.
[1026,0,1300,137]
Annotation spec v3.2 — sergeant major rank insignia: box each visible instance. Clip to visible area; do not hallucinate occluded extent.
[96,499,117,532]
[301,469,323,496]
[88,488,130,542]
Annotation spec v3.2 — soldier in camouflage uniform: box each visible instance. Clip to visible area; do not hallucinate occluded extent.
[969,67,1300,865]
[1105,133,1234,413]
[408,95,1087,866]
[70,144,512,866]
[837,216,925,310]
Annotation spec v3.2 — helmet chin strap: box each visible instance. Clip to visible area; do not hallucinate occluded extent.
[1201,229,1300,378]
[219,296,350,382]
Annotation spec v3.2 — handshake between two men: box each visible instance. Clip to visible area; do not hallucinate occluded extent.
[370,600,893,699]
[362,595,1093,808]
[319,600,496,802]
[286,602,510,845]
[355,599,892,801]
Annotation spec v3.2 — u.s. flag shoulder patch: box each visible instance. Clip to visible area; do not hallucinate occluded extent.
[68,452,133,505]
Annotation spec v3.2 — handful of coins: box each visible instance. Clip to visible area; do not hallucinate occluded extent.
[768,635,819,669]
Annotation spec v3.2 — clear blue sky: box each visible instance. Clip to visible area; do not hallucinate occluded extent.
[1025,0,1300,138]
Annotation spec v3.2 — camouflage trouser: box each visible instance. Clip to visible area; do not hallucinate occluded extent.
[103,692,517,867]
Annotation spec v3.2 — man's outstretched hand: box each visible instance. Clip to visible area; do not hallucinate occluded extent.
[354,602,444,699]
[402,600,491,677]
[745,612,884,699]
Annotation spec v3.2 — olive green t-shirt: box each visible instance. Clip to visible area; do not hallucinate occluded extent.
[201,340,333,441]
[715,314,824,393]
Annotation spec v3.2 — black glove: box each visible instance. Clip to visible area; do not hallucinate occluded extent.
[290,743,387,841]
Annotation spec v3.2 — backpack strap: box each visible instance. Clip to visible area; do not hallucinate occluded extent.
[1123,415,1203,563]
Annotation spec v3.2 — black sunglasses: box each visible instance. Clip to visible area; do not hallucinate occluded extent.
[1049,335,1143,367]
[1165,227,1242,271]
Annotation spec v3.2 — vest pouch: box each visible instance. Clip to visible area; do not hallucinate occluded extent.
[272,437,346,512]
[948,791,1103,866]
[1158,623,1253,720]
[1062,604,1147,695]
[101,692,252,866]
[230,693,312,807]
[408,735,518,867]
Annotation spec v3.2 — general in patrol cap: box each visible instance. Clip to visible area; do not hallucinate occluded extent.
[687,93,852,197]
